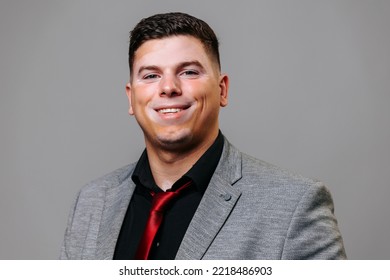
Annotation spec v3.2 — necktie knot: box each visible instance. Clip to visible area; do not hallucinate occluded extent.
[151,180,191,212]
[152,191,180,212]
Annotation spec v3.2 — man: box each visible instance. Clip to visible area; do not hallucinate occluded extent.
[60,12,346,260]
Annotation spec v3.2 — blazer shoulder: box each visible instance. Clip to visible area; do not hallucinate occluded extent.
[221,139,325,195]
[240,152,323,192]
[78,163,136,196]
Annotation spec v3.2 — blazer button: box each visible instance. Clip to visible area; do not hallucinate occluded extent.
[220,193,232,201]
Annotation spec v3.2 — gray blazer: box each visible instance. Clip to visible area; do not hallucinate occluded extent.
[60,138,346,259]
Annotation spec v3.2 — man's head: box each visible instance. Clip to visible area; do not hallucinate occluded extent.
[126,13,228,156]
[129,12,220,77]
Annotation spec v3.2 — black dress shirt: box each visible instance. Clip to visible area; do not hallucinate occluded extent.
[113,131,224,260]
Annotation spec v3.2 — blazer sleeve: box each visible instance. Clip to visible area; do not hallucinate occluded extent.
[281,182,347,259]
[59,190,81,260]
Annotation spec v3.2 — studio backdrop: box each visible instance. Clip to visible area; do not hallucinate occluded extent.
[1,0,389,259]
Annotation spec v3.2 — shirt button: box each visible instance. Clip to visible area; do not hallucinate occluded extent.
[156,242,160,247]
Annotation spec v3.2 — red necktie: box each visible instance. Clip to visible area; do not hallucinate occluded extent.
[134,180,192,260]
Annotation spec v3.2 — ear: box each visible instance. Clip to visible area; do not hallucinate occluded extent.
[125,82,134,115]
[219,74,229,107]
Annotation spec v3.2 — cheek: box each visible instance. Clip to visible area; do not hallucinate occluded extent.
[185,80,218,98]
[132,86,154,106]
[182,81,198,95]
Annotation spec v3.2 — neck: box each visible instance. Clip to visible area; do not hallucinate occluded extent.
[146,133,218,191]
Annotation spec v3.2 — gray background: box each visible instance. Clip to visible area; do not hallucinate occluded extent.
[1,0,389,259]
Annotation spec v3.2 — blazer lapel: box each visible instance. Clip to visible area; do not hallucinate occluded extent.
[176,139,242,259]
[94,177,136,259]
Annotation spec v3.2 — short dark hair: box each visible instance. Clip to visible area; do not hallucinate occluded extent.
[129,12,220,75]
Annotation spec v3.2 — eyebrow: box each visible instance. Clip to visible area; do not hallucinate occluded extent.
[137,60,205,76]
[179,60,205,70]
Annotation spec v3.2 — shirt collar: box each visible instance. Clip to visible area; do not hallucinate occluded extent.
[132,131,224,193]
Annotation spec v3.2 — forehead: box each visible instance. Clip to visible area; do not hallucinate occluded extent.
[133,35,215,70]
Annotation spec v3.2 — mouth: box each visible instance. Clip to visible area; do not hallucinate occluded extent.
[155,105,191,114]
[151,103,194,125]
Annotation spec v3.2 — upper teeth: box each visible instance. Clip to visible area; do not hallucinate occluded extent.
[158,108,182,114]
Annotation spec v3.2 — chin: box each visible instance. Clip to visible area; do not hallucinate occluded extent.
[155,128,194,150]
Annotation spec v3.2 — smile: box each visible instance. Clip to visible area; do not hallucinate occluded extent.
[151,103,194,125]
[157,108,183,114]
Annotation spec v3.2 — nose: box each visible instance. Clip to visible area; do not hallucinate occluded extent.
[159,74,181,97]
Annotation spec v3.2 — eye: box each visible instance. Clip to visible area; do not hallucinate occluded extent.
[143,73,160,80]
[181,70,199,77]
